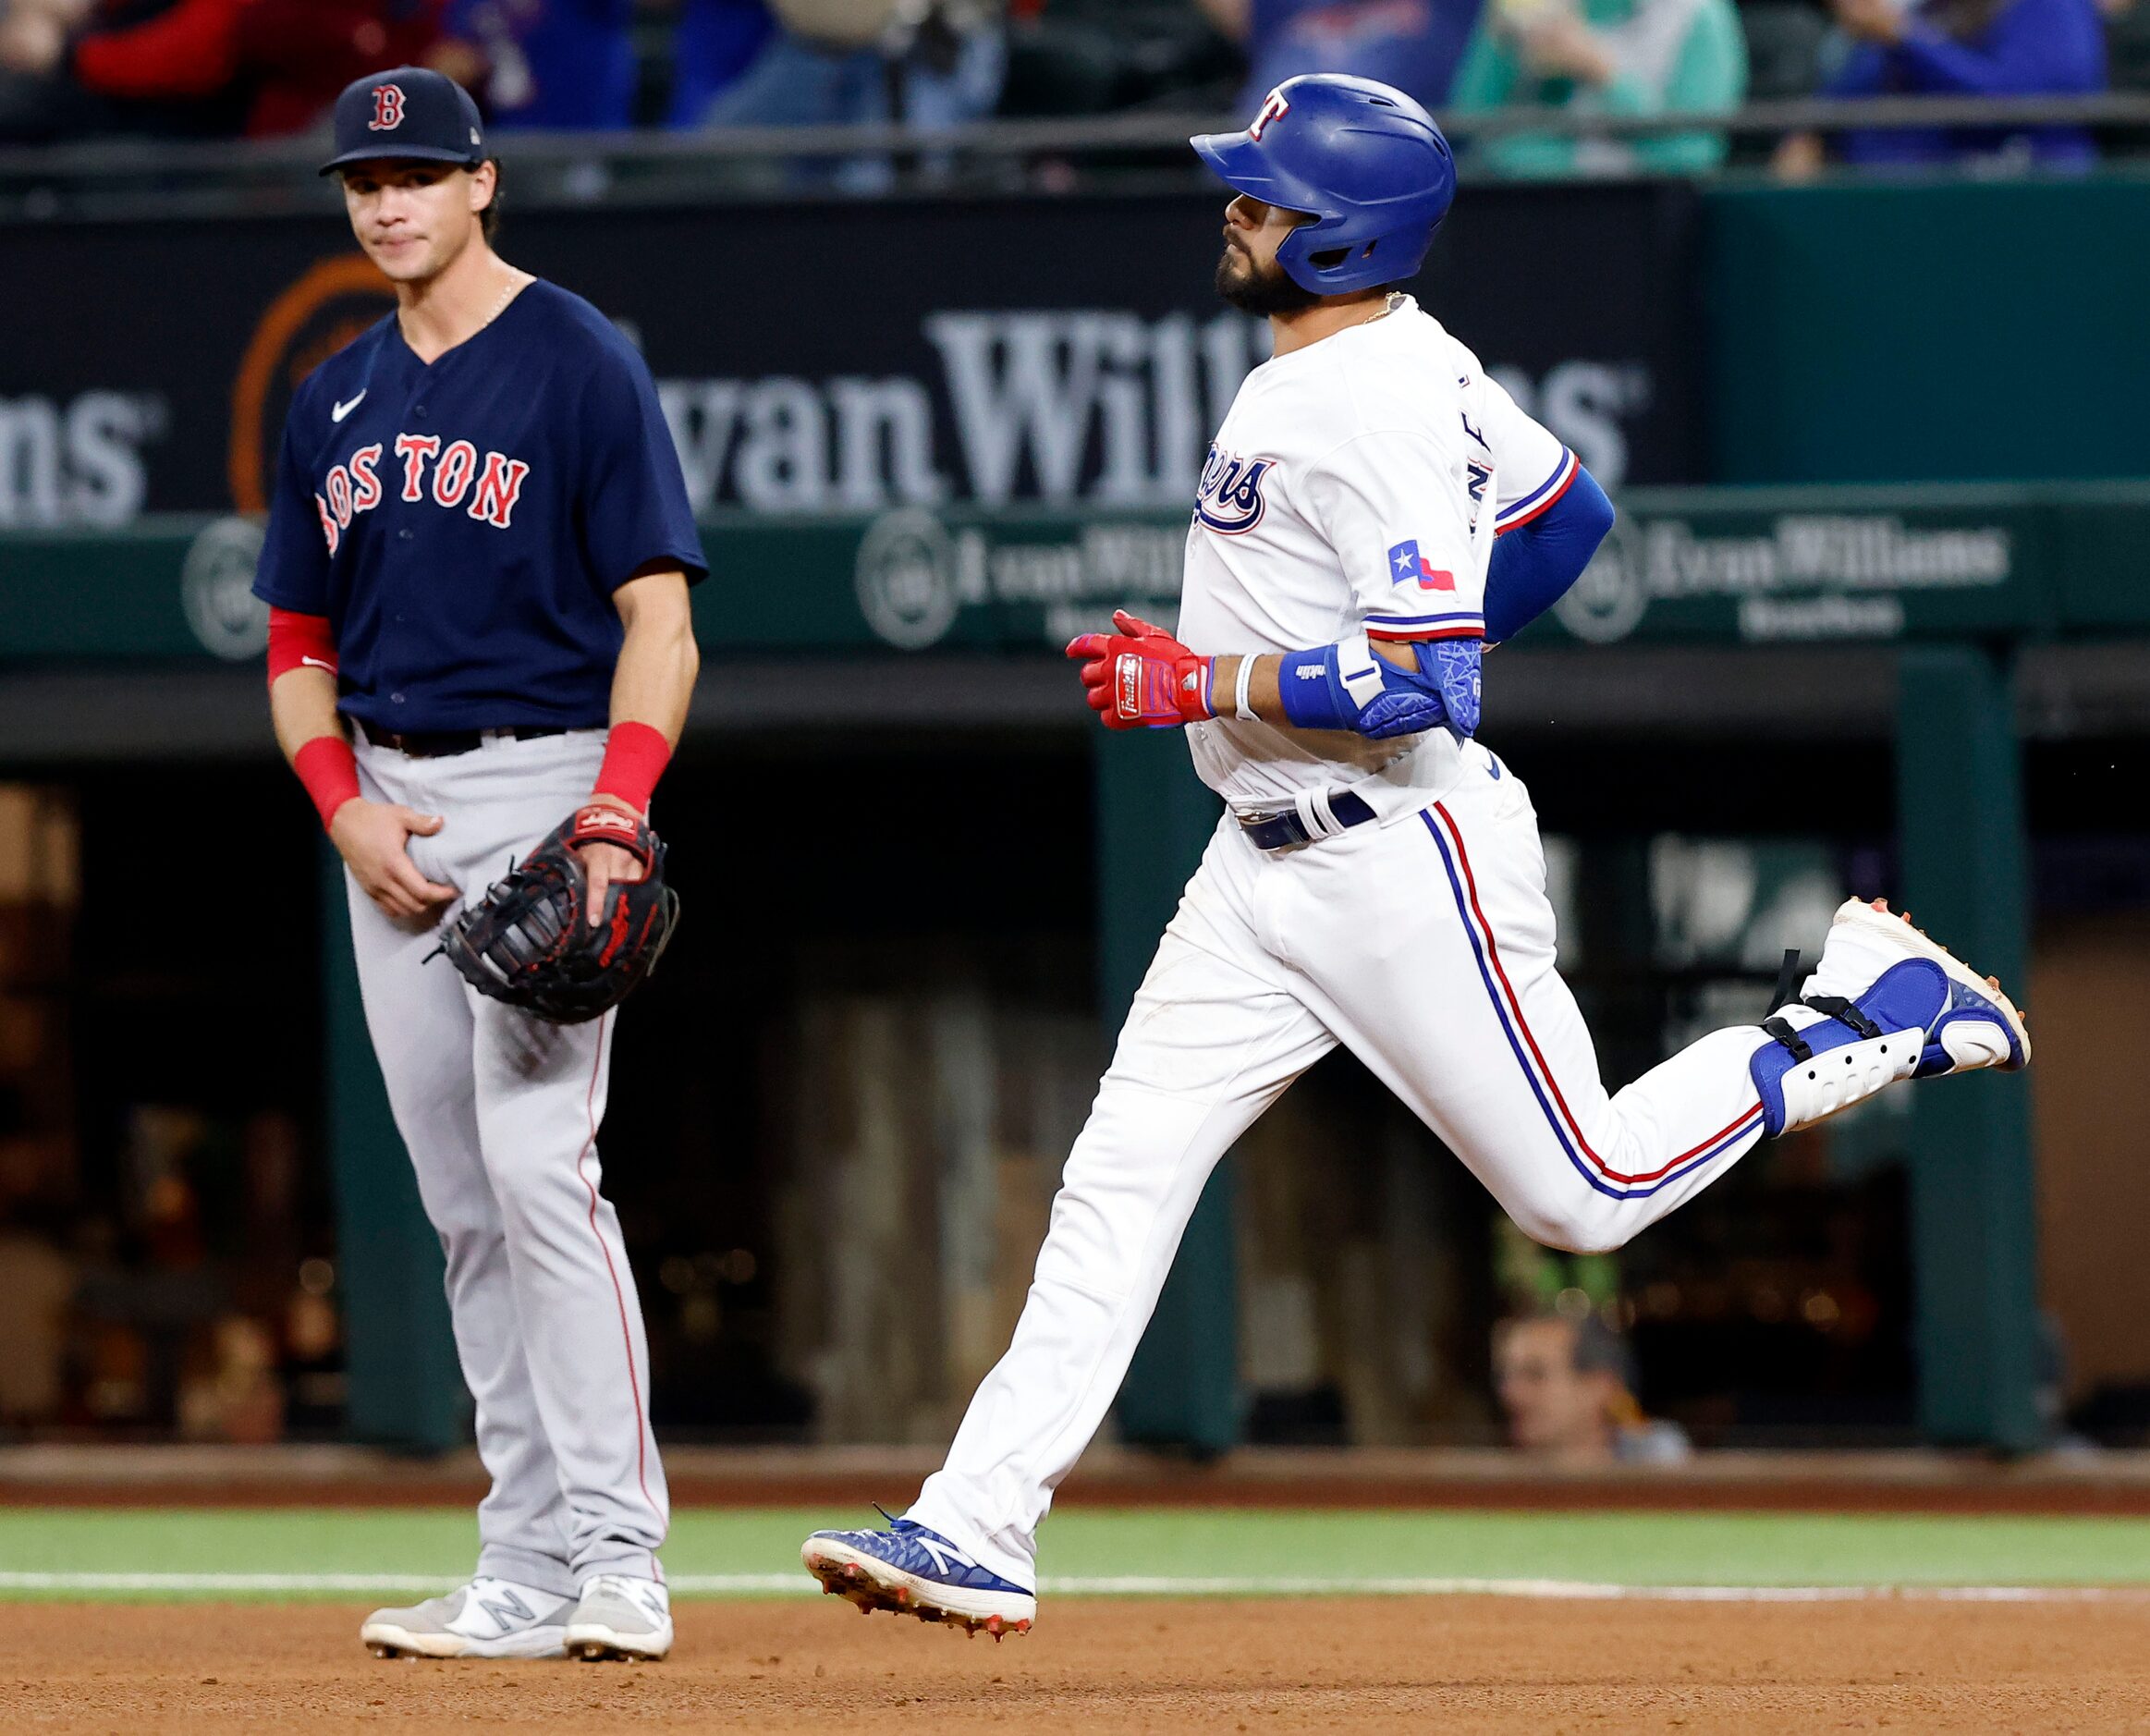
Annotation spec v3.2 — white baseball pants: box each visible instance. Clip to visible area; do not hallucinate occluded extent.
[348,729,667,1595]
[908,740,1769,1586]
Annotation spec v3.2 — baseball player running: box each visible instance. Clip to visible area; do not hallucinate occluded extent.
[253,68,703,1660]
[802,74,2030,1635]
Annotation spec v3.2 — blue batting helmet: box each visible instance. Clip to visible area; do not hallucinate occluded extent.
[1191,75,1456,297]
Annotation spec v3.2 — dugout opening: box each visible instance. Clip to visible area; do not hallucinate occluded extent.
[4,725,2147,1456]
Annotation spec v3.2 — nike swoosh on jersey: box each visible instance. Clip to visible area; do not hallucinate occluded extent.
[300,656,336,671]
[331,391,367,423]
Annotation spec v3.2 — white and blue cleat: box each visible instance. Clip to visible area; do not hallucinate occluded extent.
[801,1514,1036,1639]
[1753,898,2030,1138]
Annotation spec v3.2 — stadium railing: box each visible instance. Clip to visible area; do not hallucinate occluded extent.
[2,93,2148,220]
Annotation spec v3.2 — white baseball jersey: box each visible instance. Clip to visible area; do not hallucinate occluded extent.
[899,301,1933,1606]
[1176,295,1576,812]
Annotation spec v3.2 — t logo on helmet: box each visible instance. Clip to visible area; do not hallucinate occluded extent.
[1248,87,1290,141]
[369,84,406,132]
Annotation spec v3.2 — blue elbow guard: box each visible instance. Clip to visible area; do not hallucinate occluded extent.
[1277,636,1482,741]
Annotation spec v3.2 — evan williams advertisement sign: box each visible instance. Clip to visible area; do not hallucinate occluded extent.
[0,182,1700,526]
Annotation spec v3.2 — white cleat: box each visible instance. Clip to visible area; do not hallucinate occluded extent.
[1752,899,2030,1137]
[1810,898,2031,1075]
[563,1572,673,1661]
[360,1577,576,1659]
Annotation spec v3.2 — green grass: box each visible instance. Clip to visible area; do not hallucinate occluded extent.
[3,1507,2149,1598]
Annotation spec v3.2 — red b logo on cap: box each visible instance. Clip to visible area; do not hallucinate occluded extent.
[368,84,405,132]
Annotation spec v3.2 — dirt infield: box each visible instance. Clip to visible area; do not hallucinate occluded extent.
[7,1596,2150,1733]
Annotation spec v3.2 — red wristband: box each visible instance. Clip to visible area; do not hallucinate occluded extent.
[293,735,361,833]
[593,720,672,813]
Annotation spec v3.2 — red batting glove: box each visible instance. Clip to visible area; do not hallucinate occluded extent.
[1064,609,1215,731]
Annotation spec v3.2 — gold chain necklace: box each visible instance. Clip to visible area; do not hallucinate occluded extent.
[481,272,526,329]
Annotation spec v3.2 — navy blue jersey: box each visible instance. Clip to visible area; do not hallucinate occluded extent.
[252,279,706,734]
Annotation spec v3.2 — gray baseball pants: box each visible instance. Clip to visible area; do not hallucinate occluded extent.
[348,727,668,1595]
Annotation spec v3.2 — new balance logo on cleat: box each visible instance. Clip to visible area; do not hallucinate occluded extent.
[474,1586,535,1633]
[910,1534,959,1576]
[619,1580,666,1620]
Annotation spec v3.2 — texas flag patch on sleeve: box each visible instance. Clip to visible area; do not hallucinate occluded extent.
[1366,537,1483,642]
[1387,539,1454,592]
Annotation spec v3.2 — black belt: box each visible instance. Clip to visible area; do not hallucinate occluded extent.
[356,719,570,759]
[1237,789,1378,852]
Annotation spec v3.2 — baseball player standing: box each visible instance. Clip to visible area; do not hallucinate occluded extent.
[802,74,2031,1635]
[253,67,703,1661]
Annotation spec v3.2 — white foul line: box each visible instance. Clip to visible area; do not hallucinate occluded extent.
[1,1571,2147,1603]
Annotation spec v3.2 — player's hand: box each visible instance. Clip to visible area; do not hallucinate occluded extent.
[330,799,458,921]
[573,794,650,927]
[1065,609,1215,731]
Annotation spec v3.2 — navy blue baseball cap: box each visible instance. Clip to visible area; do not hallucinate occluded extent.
[320,67,486,177]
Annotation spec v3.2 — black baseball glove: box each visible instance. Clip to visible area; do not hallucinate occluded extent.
[433,804,680,1025]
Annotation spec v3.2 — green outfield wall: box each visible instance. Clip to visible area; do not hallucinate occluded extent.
[3,481,2145,668]
[1704,176,2150,487]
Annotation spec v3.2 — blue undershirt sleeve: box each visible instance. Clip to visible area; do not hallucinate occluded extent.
[1483,463,1615,644]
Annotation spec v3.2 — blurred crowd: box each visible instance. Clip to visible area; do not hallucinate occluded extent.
[1,0,2144,172]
